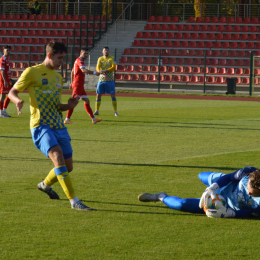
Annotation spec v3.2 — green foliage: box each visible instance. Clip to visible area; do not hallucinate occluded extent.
[1,93,260,259]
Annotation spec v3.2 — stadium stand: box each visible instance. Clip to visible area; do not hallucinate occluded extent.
[117,16,260,87]
[0,14,109,79]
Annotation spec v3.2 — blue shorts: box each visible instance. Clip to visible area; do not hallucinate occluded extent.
[31,125,73,159]
[96,80,115,94]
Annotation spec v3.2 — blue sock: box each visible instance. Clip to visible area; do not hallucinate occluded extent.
[162,196,204,214]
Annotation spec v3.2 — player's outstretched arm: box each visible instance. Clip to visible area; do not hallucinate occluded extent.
[60,95,79,111]
[8,88,24,115]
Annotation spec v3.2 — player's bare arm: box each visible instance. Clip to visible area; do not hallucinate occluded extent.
[60,96,79,111]
[81,68,100,76]
[69,70,74,90]
[8,88,24,115]
[1,70,9,88]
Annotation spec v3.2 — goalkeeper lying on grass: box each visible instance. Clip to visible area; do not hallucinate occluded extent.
[138,167,260,218]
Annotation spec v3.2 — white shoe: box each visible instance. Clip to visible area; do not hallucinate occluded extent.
[93,110,99,115]
[71,201,95,211]
[0,112,9,118]
[114,111,119,117]
[138,192,167,202]
[3,110,11,117]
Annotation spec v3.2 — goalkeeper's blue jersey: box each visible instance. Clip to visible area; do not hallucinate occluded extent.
[215,167,260,217]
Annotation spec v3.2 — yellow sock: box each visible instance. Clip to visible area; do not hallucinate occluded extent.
[95,99,101,111]
[55,166,75,200]
[44,168,58,186]
[112,98,117,112]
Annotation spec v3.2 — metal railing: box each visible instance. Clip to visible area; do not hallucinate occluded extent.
[2,2,260,20]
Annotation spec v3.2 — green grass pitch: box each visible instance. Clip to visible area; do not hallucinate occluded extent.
[1,93,260,259]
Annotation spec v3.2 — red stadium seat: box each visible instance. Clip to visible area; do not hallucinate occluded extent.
[133,40,140,47]
[235,17,242,23]
[250,26,257,32]
[139,75,148,81]
[256,42,260,49]
[125,65,134,72]
[239,42,246,49]
[181,75,189,83]
[120,57,127,63]
[150,66,158,72]
[212,17,218,23]
[212,50,220,57]
[167,66,175,73]
[175,33,182,39]
[218,68,226,74]
[180,49,188,56]
[29,30,36,36]
[236,59,244,66]
[163,17,171,24]
[216,33,223,40]
[185,24,192,31]
[167,33,175,39]
[28,14,35,20]
[225,25,232,32]
[206,76,215,83]
[226,68,234,75]
[244,17,251,23]
[233,34,240,40]
[249,34,256,41]
[200,33,207,40]
[201,25,208,31]
[195,17,203,23]
[143,32,151,38]
[211,59,218,65]
[116,65,125,72]
[241,34,248,40]
[221,50,229,57]
[187,50,196,56]
[156,16,163,23]
[233,25,240,32]
[244,68,250,75]
[162,58,168,64]
[242,26,249,32]
[197,42,205,48]
[142,65,150,72]
[189,76,198,83]
[128,57,136,63]
[209,25,216,31]
[252,17,259,24]
[169,24,176,31]
[131,74,139,81]
[194,58,202,65]
[230,42,238,48]
[217,25,224,31]
[227,59,235,66]
[24,22,30,28]
[184,66,192,73]
[187,17,195,23]
[255,69,260,75]
[177,24,184,31]
[147,75,157,82]
[172,16,179,22]
[215,77,224,84]
[38,22,45,28]
[228,17,235,23]
[164,75,172,82]
[203,17,211,23]
[169,58,177,64]
[206,42,213,48]
[208,33,215,40]
[161,24,168,31]
[219,17,226,23]
[160,66,167,73]
[148,16,155,22]
[173,41,180,48]
[181,41,188,48]
[221,42,229,48]
[173,75,181,82]
[134,65,142,72]
[219,59,227,66]
[162,49,171,56]
[122,74,131,81]
[193,25,200,31]
[247,42,255,49]
[115,74,123,81]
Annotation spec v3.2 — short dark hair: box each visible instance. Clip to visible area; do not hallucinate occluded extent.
[46,41,67,55]
[103,47,109,50]
[81,47,88,52]
[3,45,11,51]
[250,170,260,190]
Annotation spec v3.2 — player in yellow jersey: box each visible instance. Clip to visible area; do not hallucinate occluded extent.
[94,47,118,116]
[8,41,94,211]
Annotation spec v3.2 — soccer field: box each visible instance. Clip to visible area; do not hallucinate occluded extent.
[1,93,260,259]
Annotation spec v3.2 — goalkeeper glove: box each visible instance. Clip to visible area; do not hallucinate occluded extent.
[199,182,220,209]
[206,204,235,218]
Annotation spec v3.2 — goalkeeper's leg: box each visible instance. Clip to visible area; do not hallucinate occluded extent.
[162,196,204,214]
[198,171,215,186]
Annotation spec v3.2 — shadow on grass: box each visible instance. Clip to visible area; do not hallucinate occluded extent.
[80,199,205,217]
[0,155,239,172]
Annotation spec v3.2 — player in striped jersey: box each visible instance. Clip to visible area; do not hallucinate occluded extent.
[138,167,260,218]
[0,45,12,118]
[8,41,94,211]
[64,47,101,125]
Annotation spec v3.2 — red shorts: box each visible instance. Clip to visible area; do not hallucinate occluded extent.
[72,85,88,99]
[0,85,11,94]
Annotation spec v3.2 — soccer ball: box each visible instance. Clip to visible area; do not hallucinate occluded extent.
[203,194,226,213]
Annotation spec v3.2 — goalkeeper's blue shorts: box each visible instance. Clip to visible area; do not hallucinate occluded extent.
[96,80,115,94]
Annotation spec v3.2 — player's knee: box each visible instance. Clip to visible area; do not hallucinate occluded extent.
[84,99,90,104]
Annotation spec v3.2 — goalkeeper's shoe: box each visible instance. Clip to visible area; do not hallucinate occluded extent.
[3,111,11,117]
[138,192,167,202]
[93,110,99,115]
[37,182,60,200]
[71,201,95,211]
[92,118,102,124]
[64,119,74,124]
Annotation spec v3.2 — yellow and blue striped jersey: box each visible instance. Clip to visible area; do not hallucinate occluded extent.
[14,63,65,130]
[96,55,116,82]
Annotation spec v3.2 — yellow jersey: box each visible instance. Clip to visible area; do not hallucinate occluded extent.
[96,55,116,82]
[14,63,65,130]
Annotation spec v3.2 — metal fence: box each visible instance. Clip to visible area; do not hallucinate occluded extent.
[2,2,260,20]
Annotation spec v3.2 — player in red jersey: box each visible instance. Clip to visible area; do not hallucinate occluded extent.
[64,47,102,124]
[0,45,12,118]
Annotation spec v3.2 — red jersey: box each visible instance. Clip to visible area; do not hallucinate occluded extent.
[0,55,11,88]
[72,57,85,88]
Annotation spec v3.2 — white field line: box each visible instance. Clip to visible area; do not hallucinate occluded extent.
[146,148,260,164]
